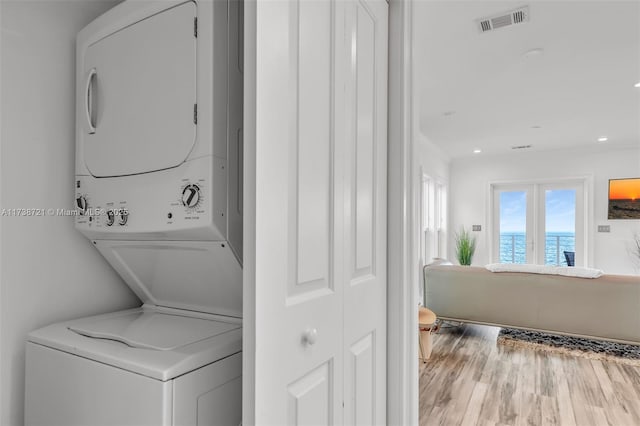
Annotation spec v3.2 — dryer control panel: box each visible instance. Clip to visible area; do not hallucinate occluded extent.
[75,156,227,241]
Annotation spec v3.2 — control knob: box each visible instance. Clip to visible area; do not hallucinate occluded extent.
[106,210,115,226]
[181,184,201,208]
[118,210,129,226]
[76,196,88,215]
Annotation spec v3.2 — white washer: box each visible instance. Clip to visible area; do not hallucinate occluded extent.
[26,307,242,426]
[25,0,244,424]
[25,240,243,425]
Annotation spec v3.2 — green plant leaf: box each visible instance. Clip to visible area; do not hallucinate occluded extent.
[455,227,477,266]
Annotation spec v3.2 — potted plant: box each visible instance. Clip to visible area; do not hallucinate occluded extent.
[455,227,476,266]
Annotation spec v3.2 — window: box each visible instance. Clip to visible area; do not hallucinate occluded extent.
[419,174,447,305]
[492,180,585,266]
[420,174,447,265]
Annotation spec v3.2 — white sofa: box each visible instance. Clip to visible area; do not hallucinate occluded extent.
[424,264,640,344]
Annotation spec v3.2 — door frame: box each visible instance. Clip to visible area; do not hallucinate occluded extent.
[387,0,417,424]
[242,0,416,423]
[241,0,256,423]
[0,3,4,423]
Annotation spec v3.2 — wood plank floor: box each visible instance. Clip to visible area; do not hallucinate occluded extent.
[419,324,640,426]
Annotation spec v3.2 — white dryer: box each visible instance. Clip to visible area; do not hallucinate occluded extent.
[25,0,244,424]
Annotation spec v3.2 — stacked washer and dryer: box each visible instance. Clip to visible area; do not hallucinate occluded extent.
[25,0,243,424]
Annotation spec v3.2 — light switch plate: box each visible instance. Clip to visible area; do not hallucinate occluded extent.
[597,225,610,233]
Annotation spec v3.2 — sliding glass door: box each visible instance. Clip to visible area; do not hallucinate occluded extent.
[493,180,584,266]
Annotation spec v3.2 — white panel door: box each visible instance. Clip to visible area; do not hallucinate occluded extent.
[343,0,387,423]
[250,0,387,423]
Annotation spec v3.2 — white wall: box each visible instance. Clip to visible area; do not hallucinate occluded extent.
[415,134,449,185]
[449,145,640,275]
[0,2,139,425]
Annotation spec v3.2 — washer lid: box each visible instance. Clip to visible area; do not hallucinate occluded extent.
[94,240,242,318]
[28,307,242,381]
[69,310,238,351]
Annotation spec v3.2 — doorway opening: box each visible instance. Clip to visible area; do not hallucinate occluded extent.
[491,180,586,266]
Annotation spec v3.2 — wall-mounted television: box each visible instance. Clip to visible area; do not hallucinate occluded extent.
[608,178,640,219]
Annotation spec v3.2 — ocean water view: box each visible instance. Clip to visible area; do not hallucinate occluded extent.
[500,232,575,265]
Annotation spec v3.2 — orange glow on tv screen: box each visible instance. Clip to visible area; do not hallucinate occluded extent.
[609,178,640,200]
[608,178,640,219]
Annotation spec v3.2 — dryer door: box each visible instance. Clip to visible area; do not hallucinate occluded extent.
[81,2,197,177]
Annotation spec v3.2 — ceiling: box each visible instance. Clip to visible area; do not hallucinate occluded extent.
[414,1,640,159]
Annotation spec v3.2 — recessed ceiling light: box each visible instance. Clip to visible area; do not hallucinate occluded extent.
[597,137,608,142]
[635,82,640,88]
[473,149,482,154]
[523,48,544,58]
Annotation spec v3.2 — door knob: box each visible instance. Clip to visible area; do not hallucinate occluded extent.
[302,328,318,346]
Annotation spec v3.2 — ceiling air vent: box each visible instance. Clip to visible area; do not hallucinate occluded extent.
[511,144,533,150]
[477,6,530,33]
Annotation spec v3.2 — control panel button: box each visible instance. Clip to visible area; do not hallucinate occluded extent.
[181,184,201,208]
[106,210,115,226]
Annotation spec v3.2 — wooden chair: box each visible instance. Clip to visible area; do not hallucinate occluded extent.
[418,307,437,363]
